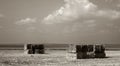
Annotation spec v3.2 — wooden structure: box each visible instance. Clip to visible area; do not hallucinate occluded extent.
[24,44,45,54]
[76,44,106,59]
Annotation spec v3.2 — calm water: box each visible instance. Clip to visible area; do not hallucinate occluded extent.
[0,44,120,50]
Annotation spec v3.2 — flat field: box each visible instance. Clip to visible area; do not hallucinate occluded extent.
[0,50,120,66]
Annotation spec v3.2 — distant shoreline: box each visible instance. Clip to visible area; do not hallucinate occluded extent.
[0,44,120,51]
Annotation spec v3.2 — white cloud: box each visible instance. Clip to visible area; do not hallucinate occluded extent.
[43,0,97,24]
[41,0,120,35]
[16,18,37,25]
[42,0,120,24]
[97,10,120,19]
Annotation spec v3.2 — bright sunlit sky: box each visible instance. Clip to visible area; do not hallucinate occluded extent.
[0,0,120,44]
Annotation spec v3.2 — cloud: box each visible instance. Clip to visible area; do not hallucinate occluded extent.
[42,0,120,24]
[41,0,120,36]
[16,18,37,25]
[43,0,97,24]
[97,10,120,19]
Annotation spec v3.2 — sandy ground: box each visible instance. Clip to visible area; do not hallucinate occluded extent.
[0,50,120,66]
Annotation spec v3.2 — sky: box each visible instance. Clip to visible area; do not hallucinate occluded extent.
[0,0,120,44]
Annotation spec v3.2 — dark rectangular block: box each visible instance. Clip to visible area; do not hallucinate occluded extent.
[27,44,32,49]
[39,49,45,54]
[95,52,106,58]
[32,44,45,54]
[38,44,44,50]
[76,44,106,59]
[26,44,45,54]
[87,52,95,58]
[76,45,82,53]
[77,52,83,59]
[95,45,105,53]
[34,49,44,54]
[77,52,88,59]
[28,49,33,54]
[87,45,94,52]
[76,45,88,52]
[81,45,88,52]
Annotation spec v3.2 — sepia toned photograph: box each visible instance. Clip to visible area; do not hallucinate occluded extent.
[0,0,120,66]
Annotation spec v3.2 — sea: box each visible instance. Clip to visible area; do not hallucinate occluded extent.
[0,43,120,50]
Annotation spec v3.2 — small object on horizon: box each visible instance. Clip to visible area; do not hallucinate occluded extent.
[24,44,45,54]
[76,44,106,59]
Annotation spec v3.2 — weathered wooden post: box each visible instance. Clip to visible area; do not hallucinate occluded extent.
[76,45,82,59]
[81,45,88,59]
[87,45,95,58]
[87,45,93,52]
[27,44,33,49]
[24,44,33,54]
[27,44,33,54]
[76,44,106,59]
[95,45,106,58]
[24,44,45,54]
[34,44,45,54]
[76,45,88,59]
[38,44,45,54]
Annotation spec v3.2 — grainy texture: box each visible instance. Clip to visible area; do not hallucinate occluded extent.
[0,50,120,66]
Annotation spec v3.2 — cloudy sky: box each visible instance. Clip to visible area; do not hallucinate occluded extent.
[0,0,120,44]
